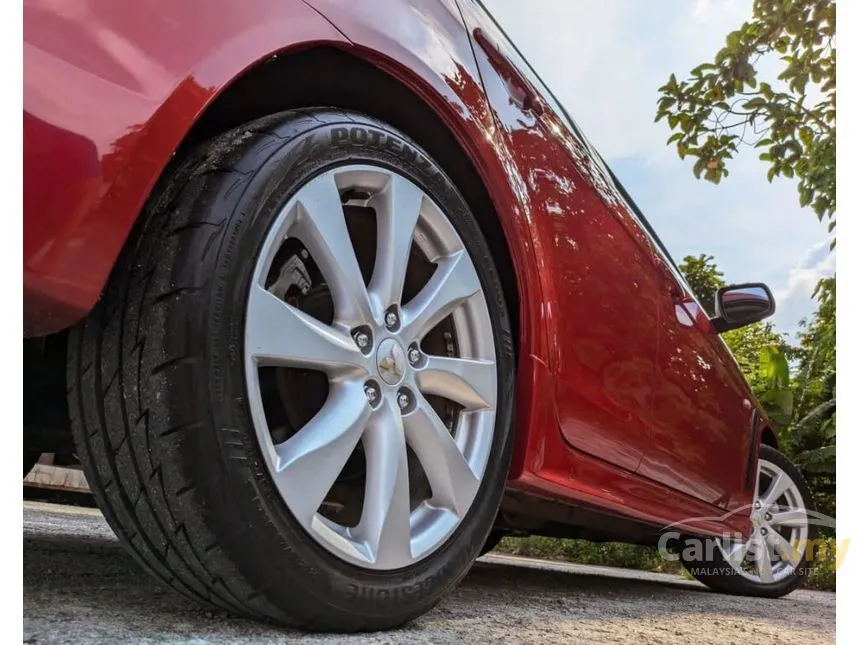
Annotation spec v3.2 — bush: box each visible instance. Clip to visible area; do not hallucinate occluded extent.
[491,536,837,591]
[493,537,683,575]
[806,537,838,591]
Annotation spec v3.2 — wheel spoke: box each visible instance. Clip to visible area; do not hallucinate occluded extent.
[769,507,807,528]
[767,530,802,566]
[368,173,424,312]
[272,383,371,527]
[416,355,496,411]
[725,539,753,569]
[246,285,366,373]
[759,471,793,510]
[354,403,413,567]
[755,537,775,583]
[293,173,373,325]
[401,250,481,342]
[752,463,761,510]
[404,396,480,516]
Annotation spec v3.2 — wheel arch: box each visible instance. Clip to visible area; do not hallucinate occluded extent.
[33,36,537,357]
[760,425,780,451]
[177,46,523,352]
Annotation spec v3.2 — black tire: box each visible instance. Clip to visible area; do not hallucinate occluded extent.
[681,444,816,598]
[67,109,516,631]
[479,530,505,557]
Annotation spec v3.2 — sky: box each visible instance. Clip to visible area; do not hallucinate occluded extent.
[482,0,834,336]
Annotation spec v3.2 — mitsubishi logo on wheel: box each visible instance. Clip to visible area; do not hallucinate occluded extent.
[377,338,407,385]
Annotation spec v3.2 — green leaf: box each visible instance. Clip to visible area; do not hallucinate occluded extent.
[653,0,836,233]
[795,445,836,473]
[761,388,794,416]
[692,62,717,75]
[760,346,790,387]
[726,31,741,48]
[792,398,836,433]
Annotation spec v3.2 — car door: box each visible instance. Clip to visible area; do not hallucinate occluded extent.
[459,0,662,472]
[640,256,758,507]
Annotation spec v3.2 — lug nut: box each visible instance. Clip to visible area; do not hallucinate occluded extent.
[354,332,370,349]
[364,382,381,406]
[408,347,421,365]
[385,309,399,330]
[760,527,768,536]
[397,390,412,412]
[765,513,772,522]
[754,501,762,510]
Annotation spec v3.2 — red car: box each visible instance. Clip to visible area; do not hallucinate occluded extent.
[24,0,815,631]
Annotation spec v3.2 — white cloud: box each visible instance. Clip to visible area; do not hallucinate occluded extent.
[773,240,836,332]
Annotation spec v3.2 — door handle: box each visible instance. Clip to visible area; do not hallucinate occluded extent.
[473,28,544,116]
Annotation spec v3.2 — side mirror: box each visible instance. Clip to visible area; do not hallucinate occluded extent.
[712,283,775,333]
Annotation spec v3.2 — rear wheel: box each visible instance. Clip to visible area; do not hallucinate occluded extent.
[681,445,815,597]
[67,109,515,631]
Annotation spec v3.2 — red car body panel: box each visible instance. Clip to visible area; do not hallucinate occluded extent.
[460,4,664,476]
[24,0,346,337]
[23,0,764,538]
[645,292,758,509]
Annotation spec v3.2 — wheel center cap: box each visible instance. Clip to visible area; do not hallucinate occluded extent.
[376,338,407,385]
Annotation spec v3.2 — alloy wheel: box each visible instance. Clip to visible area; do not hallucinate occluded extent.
[718,457,809,583]
[244,165,498,570]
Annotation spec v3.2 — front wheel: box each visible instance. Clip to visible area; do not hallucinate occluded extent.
[67,110,516,631]
[681,445,816,598]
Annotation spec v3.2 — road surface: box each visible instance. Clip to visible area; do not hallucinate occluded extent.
[23,502,834,644]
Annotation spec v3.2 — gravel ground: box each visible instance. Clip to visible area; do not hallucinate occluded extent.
[24,501,835,644]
